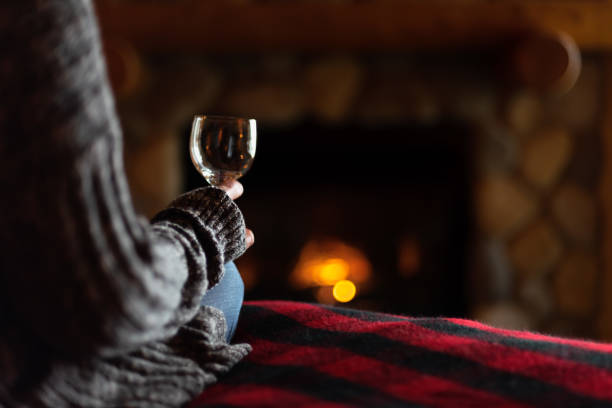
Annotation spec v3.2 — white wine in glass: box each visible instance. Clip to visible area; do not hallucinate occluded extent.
[190,115,257,186]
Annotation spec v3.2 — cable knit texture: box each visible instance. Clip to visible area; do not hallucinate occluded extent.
[152,187,248,289]
[0,1,250,406]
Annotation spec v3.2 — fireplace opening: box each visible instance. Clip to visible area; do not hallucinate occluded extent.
[184,119,475,317]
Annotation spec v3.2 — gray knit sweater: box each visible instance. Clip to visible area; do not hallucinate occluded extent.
[0,1,251,406]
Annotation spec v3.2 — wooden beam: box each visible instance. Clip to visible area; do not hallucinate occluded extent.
[95,0,612,53]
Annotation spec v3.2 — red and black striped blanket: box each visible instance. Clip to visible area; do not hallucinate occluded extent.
[191,301,612,407]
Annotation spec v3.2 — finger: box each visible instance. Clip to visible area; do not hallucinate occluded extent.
[218,180,244,200]
[245,228,255,248]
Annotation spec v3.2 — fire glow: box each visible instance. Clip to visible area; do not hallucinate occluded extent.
[290,239,371,304]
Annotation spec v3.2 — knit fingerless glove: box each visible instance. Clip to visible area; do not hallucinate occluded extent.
[151,187,247,287]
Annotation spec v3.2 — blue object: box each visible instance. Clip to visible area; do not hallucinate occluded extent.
[200,261,245,342]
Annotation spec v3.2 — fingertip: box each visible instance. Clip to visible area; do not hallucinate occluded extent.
[220,179,243,200]
[246,229,255,247]
[234,180,244,197]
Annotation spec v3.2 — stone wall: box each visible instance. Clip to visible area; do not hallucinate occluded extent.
[472,62,603,338]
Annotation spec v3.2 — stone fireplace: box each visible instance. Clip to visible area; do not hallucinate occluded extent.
[99,0,610,340]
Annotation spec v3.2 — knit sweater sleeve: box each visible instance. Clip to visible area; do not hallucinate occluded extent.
[0,1,246,358]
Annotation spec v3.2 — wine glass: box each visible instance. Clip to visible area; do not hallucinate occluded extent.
[189,115,257,186]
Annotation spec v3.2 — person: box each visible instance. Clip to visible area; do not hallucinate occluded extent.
[0,1,254,406]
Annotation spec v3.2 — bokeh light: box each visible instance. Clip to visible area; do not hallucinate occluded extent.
[333,280,357,303]
[315,258,350,285]
[290,239,372,290]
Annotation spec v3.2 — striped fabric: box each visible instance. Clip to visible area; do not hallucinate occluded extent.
[192,301,612,408]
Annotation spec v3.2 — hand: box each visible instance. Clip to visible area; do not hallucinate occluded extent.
[218,180,255,249]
